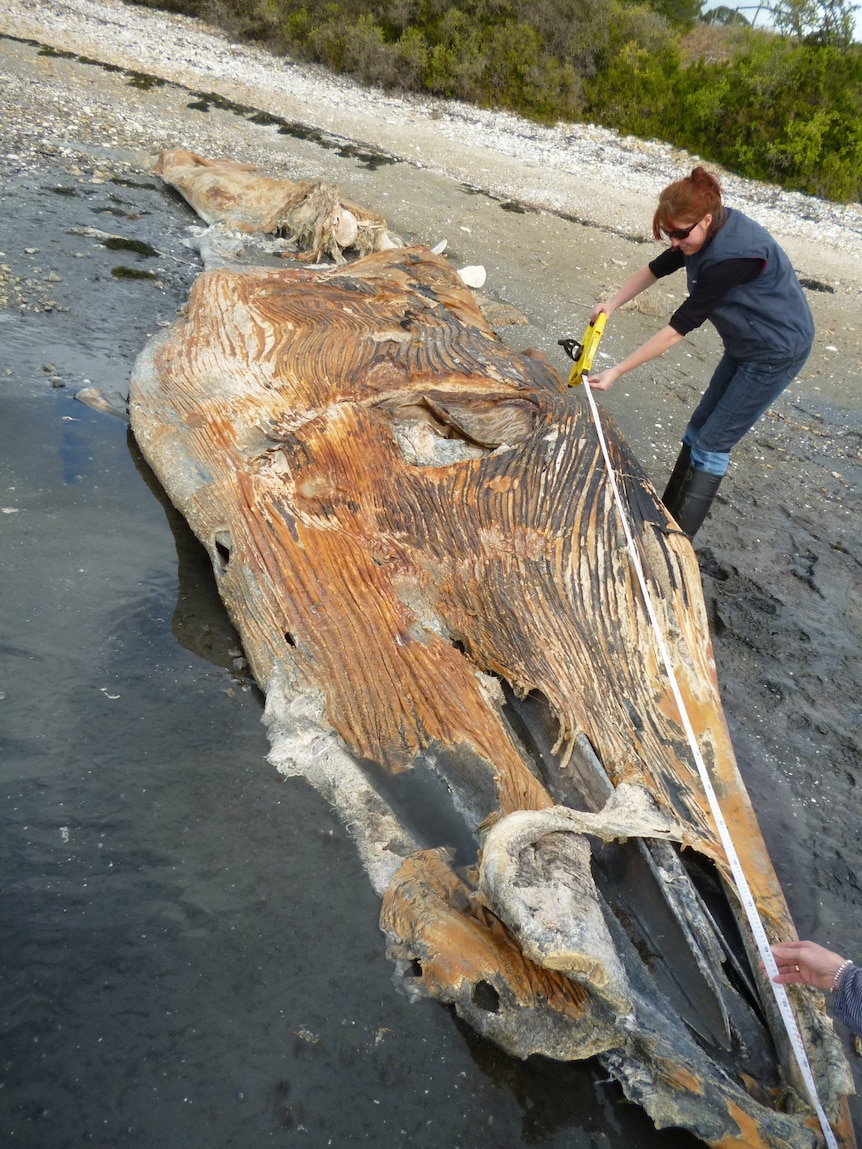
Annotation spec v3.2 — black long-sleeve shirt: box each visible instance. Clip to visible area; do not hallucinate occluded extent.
[648,247,763,336]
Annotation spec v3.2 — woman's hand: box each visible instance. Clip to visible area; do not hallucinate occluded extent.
[589,302,610,324]
[586,366,620,392]
[585,325,685,394]
[770,940,849,993]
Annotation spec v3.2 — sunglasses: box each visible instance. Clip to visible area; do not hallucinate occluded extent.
[663,220,700,241]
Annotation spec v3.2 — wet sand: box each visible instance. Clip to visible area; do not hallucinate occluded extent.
[1,7,861,1145]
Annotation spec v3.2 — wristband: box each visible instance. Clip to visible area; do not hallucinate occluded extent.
[830,959,852,993]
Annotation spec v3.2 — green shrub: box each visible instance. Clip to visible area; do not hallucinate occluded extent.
[583,6,681,136]
[172,0,862,202]
[393,25,430,89]
[673,36,862,200]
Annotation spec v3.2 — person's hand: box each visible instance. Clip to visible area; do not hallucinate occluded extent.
[586,366,620,392]
[770,940,849,993]
[589,303,609,324]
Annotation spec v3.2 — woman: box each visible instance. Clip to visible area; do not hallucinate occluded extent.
[771,940,862,1039]
[588,166,814,539]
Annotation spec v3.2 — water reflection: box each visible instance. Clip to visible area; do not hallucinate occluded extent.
[129,432,245,676]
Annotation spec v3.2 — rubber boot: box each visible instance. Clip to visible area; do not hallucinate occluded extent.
[661,444,692,508]
[664,464,723,539]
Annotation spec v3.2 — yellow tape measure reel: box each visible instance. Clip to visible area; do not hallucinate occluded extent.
[559,312,607,387]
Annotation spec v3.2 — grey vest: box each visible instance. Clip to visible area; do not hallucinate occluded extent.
[685,208,814,363]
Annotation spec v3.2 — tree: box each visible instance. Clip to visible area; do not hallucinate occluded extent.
[772,0,858,48]
[648,0,704,29]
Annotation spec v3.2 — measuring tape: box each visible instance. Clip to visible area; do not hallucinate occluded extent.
[578,374,839,1149]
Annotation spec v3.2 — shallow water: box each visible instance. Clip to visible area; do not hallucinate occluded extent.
[0,162,722,1148]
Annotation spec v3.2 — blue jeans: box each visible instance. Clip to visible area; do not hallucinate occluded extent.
[682,350,810,476]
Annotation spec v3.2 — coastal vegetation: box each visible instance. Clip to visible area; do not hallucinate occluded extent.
[128,0,862,201]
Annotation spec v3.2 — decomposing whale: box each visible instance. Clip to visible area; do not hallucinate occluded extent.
[127,153,856,1147]
[152,149,403,262]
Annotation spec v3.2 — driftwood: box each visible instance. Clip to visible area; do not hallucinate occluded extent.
[129,174,856,1147]
[152,149,401,262]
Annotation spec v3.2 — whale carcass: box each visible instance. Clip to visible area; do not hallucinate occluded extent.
[128,154,856,1147]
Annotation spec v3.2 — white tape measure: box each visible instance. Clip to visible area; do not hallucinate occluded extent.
[579,376,838,1149]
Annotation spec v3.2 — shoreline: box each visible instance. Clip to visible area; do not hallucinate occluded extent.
[2,0,862,293]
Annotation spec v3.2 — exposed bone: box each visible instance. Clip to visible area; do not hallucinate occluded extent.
[382,847,826,1148]
[476,785,684,1011]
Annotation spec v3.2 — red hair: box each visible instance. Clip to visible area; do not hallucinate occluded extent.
[652,166,724,240]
